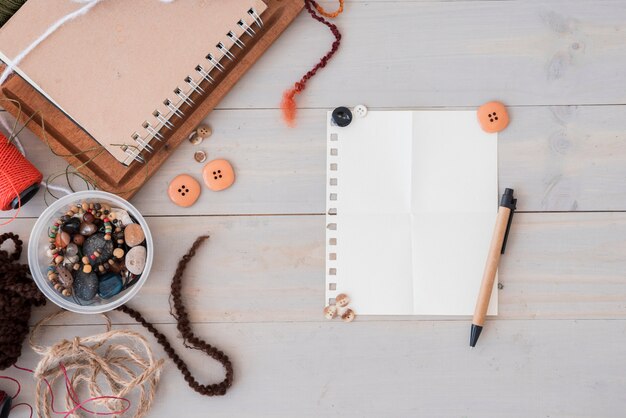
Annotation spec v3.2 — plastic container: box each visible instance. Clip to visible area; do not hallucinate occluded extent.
[28,191,153,314]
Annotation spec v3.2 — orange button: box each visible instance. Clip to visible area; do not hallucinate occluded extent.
[477,101,509,133]
[168,174,201,207]
[202,159,235,191]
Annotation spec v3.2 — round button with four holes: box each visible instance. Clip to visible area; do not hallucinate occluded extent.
[477,101,510,133]
[168,174,201,207]
[202,159,235,191]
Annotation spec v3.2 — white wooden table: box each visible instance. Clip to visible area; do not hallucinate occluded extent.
[3,1,626,416]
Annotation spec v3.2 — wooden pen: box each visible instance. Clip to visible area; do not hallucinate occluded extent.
[470,188,517,347]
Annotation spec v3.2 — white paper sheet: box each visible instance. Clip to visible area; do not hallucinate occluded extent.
[326,110,498,315]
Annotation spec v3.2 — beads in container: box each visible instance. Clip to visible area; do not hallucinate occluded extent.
[45,200,148,304]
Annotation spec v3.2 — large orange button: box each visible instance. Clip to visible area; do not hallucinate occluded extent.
[477,101,509,133]
[202,159,235,191]
[168,174,201,207]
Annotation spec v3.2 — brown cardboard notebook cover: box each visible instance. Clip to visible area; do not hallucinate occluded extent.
[0,0,303,197]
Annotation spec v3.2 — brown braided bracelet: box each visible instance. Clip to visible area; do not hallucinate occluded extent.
[0,232,46,370]
[116,235,234,396]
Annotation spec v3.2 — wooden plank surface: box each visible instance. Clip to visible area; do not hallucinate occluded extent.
[5,104,626,218]
[7,320,626,418]
[4,212,626,327]
[2,1,626,416]
[222,0,626,109]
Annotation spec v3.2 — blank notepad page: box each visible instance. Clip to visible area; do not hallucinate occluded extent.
[326,110,498,316]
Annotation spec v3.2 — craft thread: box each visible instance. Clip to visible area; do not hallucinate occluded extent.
[281,0,344,126]
[29,310,162,418]
[0,233,46,371]
[0,132,43,212]
[117,235,235,396]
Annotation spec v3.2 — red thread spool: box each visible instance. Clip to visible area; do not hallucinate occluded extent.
[0,132,42,211]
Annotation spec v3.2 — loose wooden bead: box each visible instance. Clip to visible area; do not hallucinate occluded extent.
[62,289,72,297]
[83,264,93,273]
[113,248,125,259]
[73,263,80,271]
[98,264,105,273]
[71,205,80,213]
[104,233,112,241]
[54,255,64,264]
[81,202,89,211]
[82,256,89,264]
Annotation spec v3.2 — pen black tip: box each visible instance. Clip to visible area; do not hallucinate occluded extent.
[469,324,483,347]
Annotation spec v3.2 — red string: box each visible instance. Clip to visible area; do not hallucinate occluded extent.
[0,375,20,398]
[10,403,33,418]
[0,132,42,223]
[11,363,131,417]
[280,0,343,126]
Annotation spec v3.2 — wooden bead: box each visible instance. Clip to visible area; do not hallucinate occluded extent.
[82,256,89,264]
[62,289,71,297]
[54,255,64,264]
[71,205,80,213]
[113,248,125,259]
[83,264,92,273]
[98,265,105,273]
[81,202,89,211]
[73,263,80,271]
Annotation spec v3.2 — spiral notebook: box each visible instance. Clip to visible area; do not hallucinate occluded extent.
[325,110,499,315]
[0,0,268,165]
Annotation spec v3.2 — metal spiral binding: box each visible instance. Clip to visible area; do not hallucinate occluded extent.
[124,6,264,164]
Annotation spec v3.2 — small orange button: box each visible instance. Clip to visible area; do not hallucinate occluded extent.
[202,159,235,191]
[168,174,201,207]
[477,101,509,133]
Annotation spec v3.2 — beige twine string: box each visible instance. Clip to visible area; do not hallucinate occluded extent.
[29,310,165,418]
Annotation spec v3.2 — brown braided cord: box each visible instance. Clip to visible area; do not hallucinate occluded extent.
[117,235,234,396]
[0,232,46,370]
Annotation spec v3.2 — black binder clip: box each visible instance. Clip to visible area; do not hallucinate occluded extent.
[500,188,517,254]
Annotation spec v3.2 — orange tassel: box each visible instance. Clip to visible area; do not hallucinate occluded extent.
[281,88,299,127]
[280,0,343,127]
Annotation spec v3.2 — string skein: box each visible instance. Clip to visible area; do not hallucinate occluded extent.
[0,132,42,216]
[0,233,46,371]
[29,310,164,418]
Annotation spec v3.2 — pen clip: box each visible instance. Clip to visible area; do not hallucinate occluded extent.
[501,197,517,254]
